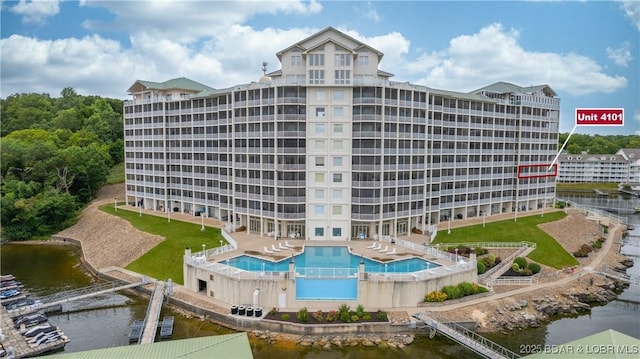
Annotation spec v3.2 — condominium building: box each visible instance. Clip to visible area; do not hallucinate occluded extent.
[557,153,629,183]
[124,27,560,241]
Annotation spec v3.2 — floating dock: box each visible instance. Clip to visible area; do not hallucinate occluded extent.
[159,316,174,339]
[128,320,144,343]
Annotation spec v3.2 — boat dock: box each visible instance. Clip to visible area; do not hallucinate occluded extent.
[138,281,166,344]
[413,312,520,359]
[0,306,69,358]
[159,316,174,339]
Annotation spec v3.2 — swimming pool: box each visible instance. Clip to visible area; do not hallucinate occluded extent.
[225,246,440,274]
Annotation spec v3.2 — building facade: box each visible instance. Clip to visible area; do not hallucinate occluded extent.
[124,27,560,241]
[557,148,640,184]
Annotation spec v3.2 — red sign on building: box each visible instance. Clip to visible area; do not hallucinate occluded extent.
[575,108,624,126]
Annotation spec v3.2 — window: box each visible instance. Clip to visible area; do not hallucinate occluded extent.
[315,90,325,100]
[314,205,325,215]
[333,189,343,199]
[333,90,344,100]
[333,156,343,166]
[309,53,324,66]
[309,70,325,84]
[315,123,326,134]
[332,206,342,215]
[315,107,326,117]
[334,70,350,84]
[315,189,325,198]
[291,55,301,66]
[315,173,325,183]
[332,227,342,236]
[333,173,342,183]
[334,107,344,118]
[334,54,351,66]
[315,140,325,150]
[315,156,325,166]
[359,55,369,66]
[333,140,343,150]
[315,227,324,236]
[333,123,344,134]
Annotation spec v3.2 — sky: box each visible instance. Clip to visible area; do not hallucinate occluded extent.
[1,0,639,136]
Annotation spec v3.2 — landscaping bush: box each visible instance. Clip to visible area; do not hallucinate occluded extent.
[593,240,602,249]
[512,262,521,272]
[580,244,593,253]
[442,285,463,300]
[268,307,278,316]
[296,307,309,322]
[281,313,290,320]
[325,310,339,322]
[477,261,486,274]
[312,310,324,323]
[474,247,487,255]
[338,304,351,323]
[356,304,365,317]
[351,314,360,322]
[527,262,541,274]
[425,291,448,302]
[377,310,388,321]
[362,314,372,321]
[514,257,528,270]
[458,282,476,296]
[573,250,589,258]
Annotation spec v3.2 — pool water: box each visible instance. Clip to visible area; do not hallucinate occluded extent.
[225,246,439,274]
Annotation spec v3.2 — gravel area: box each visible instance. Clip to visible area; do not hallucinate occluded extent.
[55,184,164,270]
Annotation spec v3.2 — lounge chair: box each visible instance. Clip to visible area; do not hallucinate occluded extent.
[387,248,396,255]
[264,246,273,254]
[271,244,281,252]
[367,242,377,249]
[379,245,389,253]
[278,243,288,250]
[285,241,294,248]
[372,243,382,250]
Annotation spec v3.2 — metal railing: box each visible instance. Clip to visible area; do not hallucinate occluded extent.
[559,199,628,223]
[295,267,358,278]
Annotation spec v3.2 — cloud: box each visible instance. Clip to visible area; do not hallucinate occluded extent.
[359,2,381,23]
[618,0,640,31]
[80,0,322,43]
[606,42,633,67]
[9,0,60,24]
[408,23,627,96]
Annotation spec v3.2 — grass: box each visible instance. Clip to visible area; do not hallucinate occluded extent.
[556,182,618,192]
[100,204,225,284]
[432,211,578,269]
[106,162,125,184]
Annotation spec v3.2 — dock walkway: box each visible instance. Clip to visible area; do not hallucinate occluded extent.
[139,281,166,344]
[413,312,520,359]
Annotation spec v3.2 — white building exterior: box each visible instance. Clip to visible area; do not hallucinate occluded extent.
[557,148,640,184]
[123,27,560,241]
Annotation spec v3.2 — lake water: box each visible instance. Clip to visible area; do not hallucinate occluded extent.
[1,201,638,358]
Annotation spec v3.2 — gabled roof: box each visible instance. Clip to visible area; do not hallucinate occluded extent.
[127,77,214,94]
[472,81,557,97]
[618,148,640,161]
[49,333,253,359]
[276,26,384,60]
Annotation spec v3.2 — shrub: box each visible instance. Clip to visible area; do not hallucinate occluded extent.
[296,307,309,322]
[362,314,372,321]
[477,261,486,274]
[325,310,339,322]
[593,240,602,249]
[521,268,533,276]
[474,247,487,255]
[377,310,388,321]
[425,291,448,302]
[580,244,593,253]
[495,257,502,265]
[280,313,290,320]
[514,257,528,270]
[458,282,475,296]
[573,250,589,258]
[351,314,360,322]
[268,307,279,316]
[442,285,463,300]
[356,304,365,317]
[556,201,566,209]
[483,254,496,267]
[312,310,324,323]
[528,262,541,274]
[512,263,521,272]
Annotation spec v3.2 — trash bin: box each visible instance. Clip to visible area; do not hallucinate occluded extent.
[238,306,246,315]
[254,307,263,317]
[246,306,254,316]
[231,305,238,315]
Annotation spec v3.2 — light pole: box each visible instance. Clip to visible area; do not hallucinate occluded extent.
[167,208,171,223]
[114,197,118,212]
[201,212,205,231]
[448,213,452,234]
[455,248,459,263]
[139,201,142,217]
[202,244,206,258]
[483,211,486,228]
[219,240,223,254]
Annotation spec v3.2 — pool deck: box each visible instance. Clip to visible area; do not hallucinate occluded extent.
[208,230,449,266]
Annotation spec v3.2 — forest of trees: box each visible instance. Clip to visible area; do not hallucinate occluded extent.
[1,88,123,240]
[1,88,638,241]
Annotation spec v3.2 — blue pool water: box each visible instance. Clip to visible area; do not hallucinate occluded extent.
[225,246,439,274]
[296,278,358,300]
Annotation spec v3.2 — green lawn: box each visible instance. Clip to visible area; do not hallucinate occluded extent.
[556,182,618,192]
[106,162,125,184]
[432,211,578,269]
[100,205,225,284]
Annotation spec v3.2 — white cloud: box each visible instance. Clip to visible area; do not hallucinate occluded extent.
[359,2,381,23]
[618,0,640,31]
[80,0,322,43]
[606,42,633,67]
[9,0,60,24]
[408,23,627,96]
